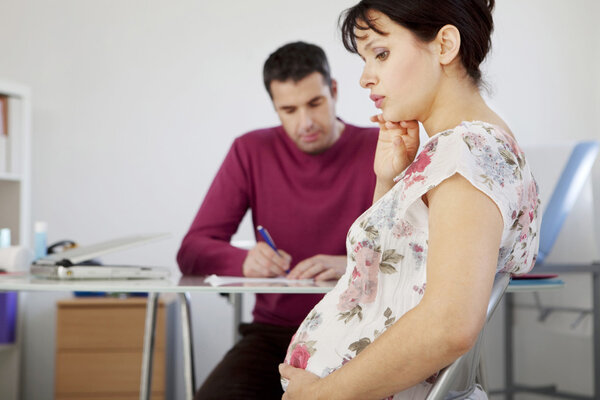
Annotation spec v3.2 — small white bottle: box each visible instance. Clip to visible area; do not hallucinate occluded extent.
[34,221,48,259]
[0,228,10,248]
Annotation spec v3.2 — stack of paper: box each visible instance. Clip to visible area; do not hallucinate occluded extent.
[204,274,313,287]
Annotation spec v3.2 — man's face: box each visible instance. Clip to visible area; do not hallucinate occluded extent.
[270,72,340,155]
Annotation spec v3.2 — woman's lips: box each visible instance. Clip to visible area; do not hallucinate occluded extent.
[370,94,385,109]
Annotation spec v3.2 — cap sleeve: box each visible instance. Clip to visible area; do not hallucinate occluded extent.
[394,123,540,274]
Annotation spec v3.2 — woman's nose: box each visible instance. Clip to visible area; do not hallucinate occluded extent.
[359,66,375,88]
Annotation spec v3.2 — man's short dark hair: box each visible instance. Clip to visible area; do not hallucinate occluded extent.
[263,41,332,98]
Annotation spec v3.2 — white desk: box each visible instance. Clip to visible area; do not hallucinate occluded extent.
[0,273,336,294]
[0,273,563,400]
[0,273,335,400]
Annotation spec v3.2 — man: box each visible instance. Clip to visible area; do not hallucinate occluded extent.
[177,41,378,399]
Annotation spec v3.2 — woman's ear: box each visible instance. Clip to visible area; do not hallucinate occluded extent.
[436,24,461,66]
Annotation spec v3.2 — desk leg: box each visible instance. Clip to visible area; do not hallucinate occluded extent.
[140,292,158,400]
[179,292,197,400]
[593,272,600,399]
[505,292,514,400]
[229,293,242,343]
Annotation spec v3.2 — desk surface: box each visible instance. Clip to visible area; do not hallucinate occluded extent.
[0,272,564,294]
[0,273,336,293]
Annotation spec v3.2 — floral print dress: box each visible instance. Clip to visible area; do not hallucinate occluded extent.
[283,121,540,399]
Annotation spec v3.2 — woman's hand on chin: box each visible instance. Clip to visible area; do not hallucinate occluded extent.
[279,363,321,399]
[371,115,420,182]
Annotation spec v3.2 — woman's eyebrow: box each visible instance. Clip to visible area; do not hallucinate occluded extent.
[360,37,378,52]
[357,38,378,60]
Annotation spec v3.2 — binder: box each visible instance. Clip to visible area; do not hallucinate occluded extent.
[30,233,171,279]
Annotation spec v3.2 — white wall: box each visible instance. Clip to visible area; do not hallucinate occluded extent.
[0,0,598,399]
[484,1,600,147]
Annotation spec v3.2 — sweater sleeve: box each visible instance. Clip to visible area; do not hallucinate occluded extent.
[177,139,251,276]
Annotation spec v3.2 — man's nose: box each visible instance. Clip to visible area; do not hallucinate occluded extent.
[298,109,315,133]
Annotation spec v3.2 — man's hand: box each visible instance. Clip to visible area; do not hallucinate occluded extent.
[287,255,346,281]
[371,115,420,182]
[279,363,321,399]
[242,242,291,277]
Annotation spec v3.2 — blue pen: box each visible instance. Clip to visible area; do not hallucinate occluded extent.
[257,226,290,274]
[257,225,281,256]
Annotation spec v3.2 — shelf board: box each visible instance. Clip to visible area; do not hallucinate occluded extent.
[0,80,30,98]
[0,173,21,182]
[0,343,17,351]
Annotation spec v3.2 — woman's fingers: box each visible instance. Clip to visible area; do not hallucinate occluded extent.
[400,120,418,128]
[370,114,386,129]
[384,120,402,129]
[401,120,420,138]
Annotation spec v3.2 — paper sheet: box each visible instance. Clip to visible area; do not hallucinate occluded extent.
[204,274,314,286]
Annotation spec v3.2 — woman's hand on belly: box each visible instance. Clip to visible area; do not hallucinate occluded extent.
[279,363,321,399]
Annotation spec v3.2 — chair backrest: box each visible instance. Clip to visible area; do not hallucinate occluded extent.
[425,272,511,400]
[537,141,599,264]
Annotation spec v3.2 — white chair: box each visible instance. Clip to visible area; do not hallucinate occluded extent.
[425,272,511,400]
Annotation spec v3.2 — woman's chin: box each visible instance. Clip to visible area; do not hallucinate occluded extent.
[382,108,412,124]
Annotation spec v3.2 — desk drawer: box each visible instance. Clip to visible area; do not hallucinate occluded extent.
[55,351,165,395]
[56,396,163,400]
[56,298,165,350]
[55,297,166,400]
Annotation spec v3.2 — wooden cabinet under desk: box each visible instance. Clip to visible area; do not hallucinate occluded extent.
[55,297,166,400]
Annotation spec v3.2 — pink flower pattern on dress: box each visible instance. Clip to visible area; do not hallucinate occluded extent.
[392,220,414,238]
[413,282,426,295]
[409,242,425,266]
[337,246,381,312]
[528,180,540,217]
[289,344,311,369]
[403,148,433,188]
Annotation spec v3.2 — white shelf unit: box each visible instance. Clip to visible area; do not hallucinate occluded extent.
[0,79,32,247]
[0,79,32,400]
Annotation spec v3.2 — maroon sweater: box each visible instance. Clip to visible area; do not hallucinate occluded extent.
[177,122,378,326]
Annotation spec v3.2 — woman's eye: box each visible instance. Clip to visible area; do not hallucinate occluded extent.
[375,51,389,61]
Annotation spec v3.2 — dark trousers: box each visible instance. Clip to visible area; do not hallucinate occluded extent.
[195,322,297,400]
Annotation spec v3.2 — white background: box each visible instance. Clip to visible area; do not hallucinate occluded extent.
[0,0,599,399]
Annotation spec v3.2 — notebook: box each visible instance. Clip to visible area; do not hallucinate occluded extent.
[30,233,171,280]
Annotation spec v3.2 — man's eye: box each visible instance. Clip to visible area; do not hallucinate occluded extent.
[375,51,389,61]
[309,100,323,107]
